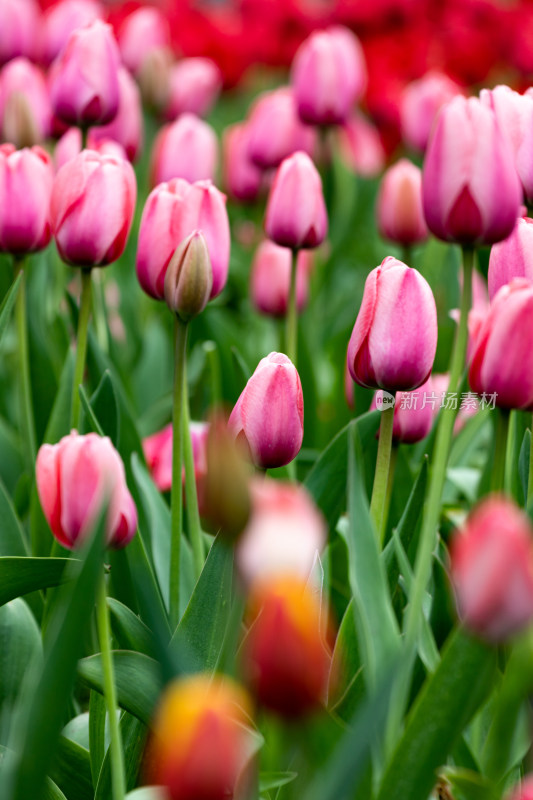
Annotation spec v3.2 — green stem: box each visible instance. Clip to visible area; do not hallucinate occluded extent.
[70,268,93,430]
[491,409,510,494]
[96,573,125,800]
[203,341,221,410]
[14,258,36,468]
[370,402,396,546]
[285,249,298,365]
[169,318,188,628]
[92,269,109,354]
[527,413,533,509]
[382,445,398,543]
[182,362,205,578]
[401,244,413,266]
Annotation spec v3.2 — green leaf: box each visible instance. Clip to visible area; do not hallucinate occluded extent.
[0,478,29,557]
[49,736,93,800]
[0,273,21,349]
[441,767,498,800]
[90,371,119,447]
[0,557,75,607]
[259,772,298,792]
[78,384,104,436]
[95,712,148,799]
[0,599,42,714]
[89,691,106,790]
[62,713,90,751]
[328,598,364,722]
[125,789,166,800]
[43,780,68,800]
[519,428,530,508]
[107,597,157,659]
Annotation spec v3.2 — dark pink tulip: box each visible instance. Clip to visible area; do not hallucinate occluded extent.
[0,57,51,147]
[0,0,39,66]
[469,279,533,410]
[164,57,222,120]
[376,159,428,246]
[222,123,263,203]
[247,87,316,170]
[250,240,312,318]
[291,25,366,126]
[228,352,304,469]
[117,6,170,75]
[39,0,103,67]
[0,144,54,255]
[371,377,434,445]
[450,496,533,641]
[50,20,120,127]
[265,151,327,249]
[338,111,385,178]
[136,178,230,300]
[89,67,143,162]
[51,149,136,267]
[348,257,438,392]
[506,777,533,800]
[400,71,462,153]
[150,113,218,187]
[422,96,522,246]
[36,430,137,550]
[488,216,533,300]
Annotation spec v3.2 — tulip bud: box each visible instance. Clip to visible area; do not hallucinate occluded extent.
[228,352,304,469]
[371,377,435,444]
[222,123,263,204]
[50,20,121,128]
[291,26,367,126]
[247,87,316,170]
[164,231,213,321]
[265,151,327,250]
[400,71,462,153]
[506,776,533,800]
[146,674,254,800]
[488,216,533,300]
[242,575,331,717]
[164,57,222,120]
[469,279,533,410]
[422,96,522,246]
[450,496,533,641]
[89,67,144,162]
[136,47,173,113]
[36,431,137,550]
[0,58,51,147]
[0,0,38,66]
[0,145,54,255]
[338,111,385,178]
[250,240,312,318]
[150,113,218,187]
[118,7,171,76]
[376,159,428,246]
[51,149,137,267]
[348,257,438,393]
[40,0,103,67]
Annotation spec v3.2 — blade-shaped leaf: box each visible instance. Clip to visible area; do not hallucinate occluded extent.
[0,557,75,607]
[49,736,93,800]
[95,712,148,799]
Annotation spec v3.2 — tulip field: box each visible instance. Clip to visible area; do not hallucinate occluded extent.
[3,1,533,800]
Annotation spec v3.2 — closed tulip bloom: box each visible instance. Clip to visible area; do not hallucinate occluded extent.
[50,20,121,128]
[137,178,230,300]
[222,123,263,203]
[348,257,438,392]
[506,777,533,800]
[376,159,428,246]
[422,96,522,246]
[0,0,39,66]
[265,151,327,249]
[229,352,303,469]
[338,111,385,178]
[0,58,51,147]
[164,57,222,120]
[150,114,218,187]
[371,377,435,444]
[89,67,144,162]
[450,497,533,641]
[488,216,533,299]
[39,0,103,67]
[164,231,213,321]
[250,240,312,317]
[118,7,170,76]
[247,87,316,170]
[54,127,127,170]
[401,71,462,153]
[0,145,54,254]
[51,149,136,267]
[291,26,367,126]
[36,430,137,550]
[469,279,533,410]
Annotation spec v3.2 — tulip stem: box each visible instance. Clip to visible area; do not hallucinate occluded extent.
[71,268,93,430]
[14,258,36,469]
[286,249,298,366]
[491,409,510,494]
[370,402,395,545]
[169,317,188,629]
[96,573,126,800]
[182,364,205,578]
[528,414,533,510]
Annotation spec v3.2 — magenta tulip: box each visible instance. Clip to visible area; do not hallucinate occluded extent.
[488,216,533,300]
[164,57,222,120]
[89,67,144,162]
[250,240,313,318]
[348,257,438,392]
[51,149,137,267]
[400,71,462,153]
[150,113,218,187]
[0,0,39,66]
[247,87,316,170]
[222,123,263,203]
[376,159,428,246]
[39,0,103,67]
[0,57,51,147]
[36,430,137,550]
[422,96,522,245]
[265,151,327,249]
[228,352,304,469]
[117,6,170,76]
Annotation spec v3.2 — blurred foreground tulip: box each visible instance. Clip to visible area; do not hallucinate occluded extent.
[371,377,435,445]
[450,496,533,641]
[164,231,213,321]
[36,430,137,550]
[401,71,462,153]
[150,113,218,187]
[39,0,103,67]
[0,58,51,147]
[250,240,312,317]
[506,776,533,800]
[247,87,316,170]
[228,352,303,469]
[376,159,428,246]
[223,123,263,204]
[488,216,533,299]
[164,57,222,120]
[0,0,38,66]
[348,257,437,392]
[89,67,143,162]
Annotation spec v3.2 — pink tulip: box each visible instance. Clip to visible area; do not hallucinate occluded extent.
[422,96,522,246]
[247,87,316,170]
[51,149,137,267]
[348,257,438,392]
[450,496,533,641]
[117,6,170,75]
[0,144,54,255]
[250,240,312,317]
[265,151,327,249]
[371,377,435,444]
[237,478,326,586]
[164,57,222,120]
[469,279,533,410]
[228,352,304,469]
[488,216,533,300]
[136,178,230,301]
[54,128,127,171]
[150,113,218,187]
[39,0,103,67]
[0,0,39,66]
[89,67,143,162]
[36,430,137,550]
[50,20,121,127]
[376,159,428,246]
[222,123,263,203]
[291,25,367,126]
[338,112,385,178]
[0,57,51,147]
[400,71,462,153]
[506,777,533,800]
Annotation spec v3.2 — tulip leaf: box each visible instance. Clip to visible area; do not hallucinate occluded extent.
[519,428,530,509]
[125,789,166,800]
[78,384,105,436]
[440,767,499,800]
[49,736,93,800]
[0,557,76,608]
[62,713,90,751]
[0,599,42,714]
[259,772,298,792]
[0,478,29,557]
[89,691,107,790]
[0,272,21,350]
[107,597,157,659]
[90,370,119,447]
[328,598,364,722]
[95,712,148,800]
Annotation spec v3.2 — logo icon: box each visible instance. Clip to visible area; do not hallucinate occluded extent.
[375,391,395,411]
